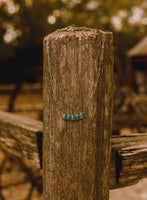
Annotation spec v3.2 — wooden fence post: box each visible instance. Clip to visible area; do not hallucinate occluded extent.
[43,27,113,200]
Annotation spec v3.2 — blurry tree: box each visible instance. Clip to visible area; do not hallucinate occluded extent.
[0,0,147,83]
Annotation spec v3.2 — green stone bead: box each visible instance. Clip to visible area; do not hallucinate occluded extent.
[71,115,74,120]
[62,114,66,120]
[79,113,83,119]
[75,114,79,120]
[66,115,70,120]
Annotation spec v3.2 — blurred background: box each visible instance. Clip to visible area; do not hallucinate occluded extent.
[0,0,147,199]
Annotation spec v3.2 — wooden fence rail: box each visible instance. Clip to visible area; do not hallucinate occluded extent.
[0,110,147,190]
[0,27,147,200]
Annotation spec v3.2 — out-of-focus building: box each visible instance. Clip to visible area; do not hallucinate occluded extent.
[127,36,147,94]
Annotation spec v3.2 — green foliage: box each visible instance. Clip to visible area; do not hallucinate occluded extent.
[0,0,147,64]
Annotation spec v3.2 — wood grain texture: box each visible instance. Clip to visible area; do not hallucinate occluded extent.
[110,134,147,189]
[43,28,113,200]
[0,111,147,189]
[0,110,43,168]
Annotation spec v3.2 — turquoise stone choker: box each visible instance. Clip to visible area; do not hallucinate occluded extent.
[62,113,83,121]
[46,27,106,121]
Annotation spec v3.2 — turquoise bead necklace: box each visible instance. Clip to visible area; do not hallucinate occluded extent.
[46,27,106,121]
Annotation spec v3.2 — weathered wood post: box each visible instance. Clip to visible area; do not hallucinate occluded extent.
[43,27,113,200]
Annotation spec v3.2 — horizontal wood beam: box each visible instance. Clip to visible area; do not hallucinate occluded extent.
[0,83,42,94]
[110,134,147,189]
[113,114,147,130]
[0,110,43,168]
[0,110,147,189]
[0,104,42,112]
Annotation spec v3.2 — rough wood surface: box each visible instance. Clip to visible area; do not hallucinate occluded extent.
[110,134,147,189]
[43,28,113,200]
[0,111,147,189]
[0,110,43,168]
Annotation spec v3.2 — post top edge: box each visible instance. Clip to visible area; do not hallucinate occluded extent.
[44,26,112,41]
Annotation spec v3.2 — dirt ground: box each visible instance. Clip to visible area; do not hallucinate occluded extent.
[110,179,147,200]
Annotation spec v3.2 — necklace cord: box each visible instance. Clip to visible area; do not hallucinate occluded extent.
[46,29,106,116]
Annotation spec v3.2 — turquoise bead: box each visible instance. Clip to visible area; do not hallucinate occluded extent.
[75,114,79,120]
[62,114,66,120]
[66,115,70,120]
[79,113,83,119]
[62,114,83,121]
[71,115,74,120]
